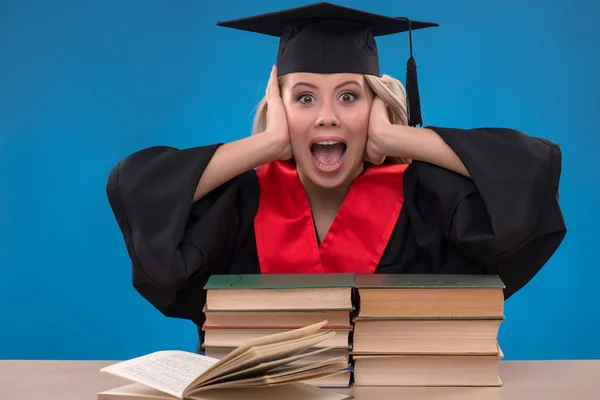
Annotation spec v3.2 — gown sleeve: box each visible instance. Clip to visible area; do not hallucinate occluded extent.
[106,144,259,325]
[404,127,567,299]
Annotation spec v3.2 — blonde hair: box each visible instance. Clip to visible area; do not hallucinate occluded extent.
[252,73,411,164]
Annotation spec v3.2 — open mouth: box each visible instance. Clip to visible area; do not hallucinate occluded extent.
[310,139,347,171]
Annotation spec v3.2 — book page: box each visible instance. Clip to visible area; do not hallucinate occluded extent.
[190,361,348,393]
[201,320,328,376]
[101,351,219,398]
[191,330,335,388]
[200,346,337,386]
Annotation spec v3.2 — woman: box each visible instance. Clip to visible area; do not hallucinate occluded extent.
[106,3,566,339]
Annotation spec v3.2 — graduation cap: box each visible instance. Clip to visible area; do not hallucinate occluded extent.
[217,2,438,127]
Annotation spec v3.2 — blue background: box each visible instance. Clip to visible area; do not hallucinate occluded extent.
[1,0,598,361]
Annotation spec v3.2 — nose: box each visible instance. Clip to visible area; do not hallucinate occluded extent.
[315,101,339,127]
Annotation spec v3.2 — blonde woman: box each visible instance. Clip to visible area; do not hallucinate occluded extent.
[106,4,566,340]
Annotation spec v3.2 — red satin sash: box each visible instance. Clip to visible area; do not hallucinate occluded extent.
[254,160,407,274]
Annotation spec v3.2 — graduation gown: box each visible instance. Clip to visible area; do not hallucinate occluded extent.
[106,126,566,341]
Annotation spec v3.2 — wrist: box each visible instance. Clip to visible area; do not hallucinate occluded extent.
[385,126,467,176]
[253,131,288,163]
[381,124,415,159]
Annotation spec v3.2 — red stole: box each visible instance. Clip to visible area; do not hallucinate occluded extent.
[254,160,407,275]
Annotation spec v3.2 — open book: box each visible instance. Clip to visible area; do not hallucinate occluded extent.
[98,321,351,400]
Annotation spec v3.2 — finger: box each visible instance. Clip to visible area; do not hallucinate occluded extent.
[266,65,275,99]
[365,146,385,165]
[371,156,385,165]
[373,96,386,112]
[270,65,281,98]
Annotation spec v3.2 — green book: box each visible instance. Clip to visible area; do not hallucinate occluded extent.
[204,274,356,312]
[354,274,505,320]
[354,273,505,289]
[205,273,356,290]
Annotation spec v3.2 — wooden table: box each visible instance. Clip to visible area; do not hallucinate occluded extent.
[0,360,598,399]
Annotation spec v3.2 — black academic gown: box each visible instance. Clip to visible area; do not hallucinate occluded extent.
[106,126,566,344]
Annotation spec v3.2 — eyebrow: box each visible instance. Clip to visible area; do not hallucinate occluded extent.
[291,80,363,91]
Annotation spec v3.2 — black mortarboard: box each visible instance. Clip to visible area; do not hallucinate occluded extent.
[217,2,438,127]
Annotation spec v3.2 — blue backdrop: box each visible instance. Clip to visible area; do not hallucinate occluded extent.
[1,0,598,361]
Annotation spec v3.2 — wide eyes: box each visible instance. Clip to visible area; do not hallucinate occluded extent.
[295,92,359,104]
[339,93,357,103]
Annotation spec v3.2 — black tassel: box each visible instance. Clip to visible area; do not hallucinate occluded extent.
[406,56,422,127]
[404,19,422,127]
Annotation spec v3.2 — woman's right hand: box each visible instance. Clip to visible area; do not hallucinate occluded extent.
[265,65,292,160]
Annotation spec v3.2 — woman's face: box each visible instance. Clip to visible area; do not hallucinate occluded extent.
[281,72,374,189]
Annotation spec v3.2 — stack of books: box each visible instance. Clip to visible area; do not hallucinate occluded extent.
[201,274,355,388]
[351,274,505,387]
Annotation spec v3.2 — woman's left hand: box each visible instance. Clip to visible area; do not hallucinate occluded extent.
[365,96,393,165]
